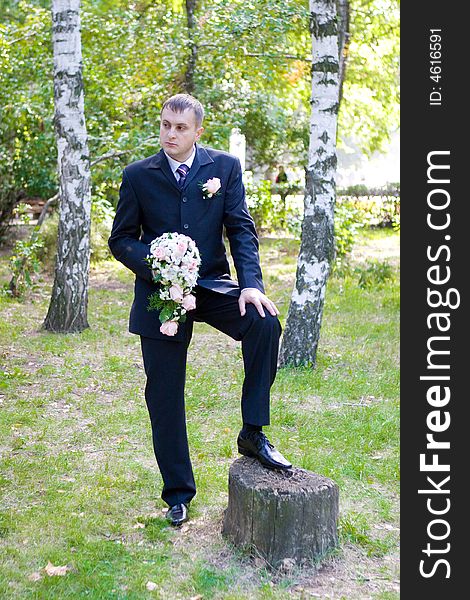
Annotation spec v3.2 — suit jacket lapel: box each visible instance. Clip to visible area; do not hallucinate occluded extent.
[147,149,180,192]
[183,144,214,189]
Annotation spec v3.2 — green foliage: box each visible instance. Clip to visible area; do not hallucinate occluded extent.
[339,0,400,156]
[90,218,114,263]
[341,194,400,229]
[39,208,113,268]
[334,197,365,259]
[1,0,399,224]
[36,183,115,267]
[2,203,44,298]
[334,189,401,262]
[245,178,275,232]
[147,292,184,324]
[355,260,395,289]
[0,3,55,199]
[245,176,303,234]
[91,183,116,226]
[89,183,116,262]
[36,213,58,265]
[4,235,43,297]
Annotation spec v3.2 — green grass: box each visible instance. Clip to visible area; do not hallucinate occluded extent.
[0,229,400,598]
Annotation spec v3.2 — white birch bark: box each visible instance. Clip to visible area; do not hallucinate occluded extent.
[279,0,340,367]
[43,0,92,332]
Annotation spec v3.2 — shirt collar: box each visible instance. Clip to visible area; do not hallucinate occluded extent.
[164,145,196,174]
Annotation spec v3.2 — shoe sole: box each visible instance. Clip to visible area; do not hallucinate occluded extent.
[238,446,292,470]
[169,519,188,527]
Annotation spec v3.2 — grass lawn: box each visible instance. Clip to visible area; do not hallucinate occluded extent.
[0,228,399,599]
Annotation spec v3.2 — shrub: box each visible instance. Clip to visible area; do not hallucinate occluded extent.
[244,175,303,235]
[245,178,275,233]
[355,260,395,289]
[39,192,115,267]
[334,198,365,260]
[5,235,44,297]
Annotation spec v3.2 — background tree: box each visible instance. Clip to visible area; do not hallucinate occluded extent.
[338,0,399,155]
[43,0,92,332]
[279,0,340,367]
[1,0,399,233]
[0,1,55,239]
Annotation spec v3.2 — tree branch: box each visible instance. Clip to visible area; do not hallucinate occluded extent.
[90,134,159,167]
[6,30,41,45]
[198,43,310,62]
[36,193,59,228]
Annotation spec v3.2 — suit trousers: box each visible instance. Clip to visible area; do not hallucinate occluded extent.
[140,285,282,507]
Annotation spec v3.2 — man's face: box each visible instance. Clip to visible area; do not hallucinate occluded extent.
[159,107,204,162]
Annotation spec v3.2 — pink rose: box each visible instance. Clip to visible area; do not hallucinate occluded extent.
[176,240,188,256]
[160,320,178,336]
[182,294,196,311]
[169,284,184,302]
[188,260,198,271]
[204,177,221,197]
[153,246,166,260]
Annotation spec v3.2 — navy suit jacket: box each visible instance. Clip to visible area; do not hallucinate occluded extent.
[108,143,264,341]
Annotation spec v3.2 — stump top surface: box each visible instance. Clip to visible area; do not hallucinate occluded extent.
[229,457,337,493]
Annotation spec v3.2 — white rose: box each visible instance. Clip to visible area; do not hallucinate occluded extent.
[203,177,221,197]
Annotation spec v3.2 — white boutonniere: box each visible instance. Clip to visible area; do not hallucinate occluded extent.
[199,177,221,199]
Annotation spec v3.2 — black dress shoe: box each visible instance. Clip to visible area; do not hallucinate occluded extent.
[237,430,292,470]
[166,503,189,526]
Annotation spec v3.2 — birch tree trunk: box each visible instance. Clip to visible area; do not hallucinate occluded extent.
[43,0,92,333]
[278,0,340,367]
[184,0,198,94]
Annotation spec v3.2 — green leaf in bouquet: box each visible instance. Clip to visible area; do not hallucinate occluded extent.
[147,292,164,312]
[159,305,174,323]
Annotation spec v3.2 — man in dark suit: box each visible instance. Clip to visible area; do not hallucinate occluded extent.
[109,94,291,526]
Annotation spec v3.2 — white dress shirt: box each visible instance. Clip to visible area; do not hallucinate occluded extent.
[164,145,196,183]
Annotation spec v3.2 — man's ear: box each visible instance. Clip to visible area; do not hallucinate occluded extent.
[196,126,204,140]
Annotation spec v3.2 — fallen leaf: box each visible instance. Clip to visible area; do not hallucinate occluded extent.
[28,571,42,582]
[189,595,203,600]
[146,581,158,591]
[133,522,145,529]
[44,561,70,576]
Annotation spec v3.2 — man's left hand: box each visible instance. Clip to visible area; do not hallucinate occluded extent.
[239,288,280,318]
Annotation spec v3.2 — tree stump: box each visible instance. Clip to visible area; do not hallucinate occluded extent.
[222,457,339,568]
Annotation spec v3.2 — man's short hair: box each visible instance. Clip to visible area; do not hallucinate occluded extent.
[161,94,204,127]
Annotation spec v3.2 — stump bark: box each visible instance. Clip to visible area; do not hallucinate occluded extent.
[222,457,339,568]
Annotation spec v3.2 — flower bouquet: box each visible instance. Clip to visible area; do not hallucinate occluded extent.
[145,232,201,336]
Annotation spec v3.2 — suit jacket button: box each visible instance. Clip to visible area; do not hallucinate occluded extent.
[182,197,188,203]
[183,224,189,229]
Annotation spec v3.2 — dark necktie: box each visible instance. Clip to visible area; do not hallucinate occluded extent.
[176,163,190,188]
